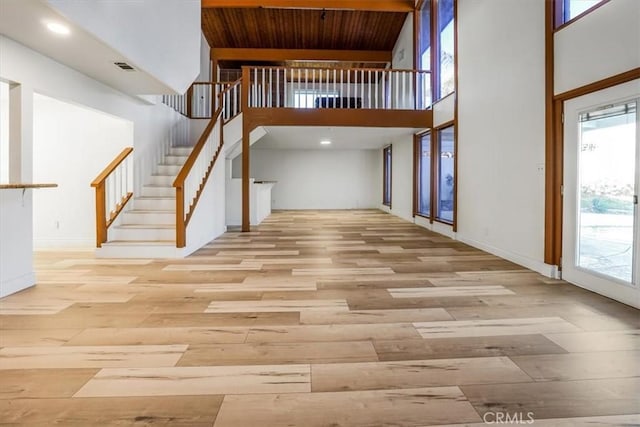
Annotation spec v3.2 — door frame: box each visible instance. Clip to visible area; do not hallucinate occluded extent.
[561,81,640,308]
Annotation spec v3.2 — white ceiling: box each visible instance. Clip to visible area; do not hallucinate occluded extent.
[0,0,172,96]
[255,126,421,150]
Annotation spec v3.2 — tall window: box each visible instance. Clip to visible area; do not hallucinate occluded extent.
[557,0,606,26]
[437,0,455,99]
[383,146,392,207]
[436,126,455,223]
[416,133,431,216]
[418,0,432,107]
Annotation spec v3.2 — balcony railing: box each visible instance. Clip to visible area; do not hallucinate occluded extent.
[246,66,431,111]
[163,81,242,120]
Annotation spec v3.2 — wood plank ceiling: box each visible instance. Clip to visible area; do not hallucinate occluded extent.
[202,8,408,69]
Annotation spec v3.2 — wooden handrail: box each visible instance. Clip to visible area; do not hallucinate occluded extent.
[91,147,133,248]
[91,147,133,187]
[242,65,431,74]
[173,78,242,248]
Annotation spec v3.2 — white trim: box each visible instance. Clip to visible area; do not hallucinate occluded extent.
[0,272,35,298]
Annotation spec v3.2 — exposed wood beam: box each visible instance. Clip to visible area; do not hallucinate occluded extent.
[211,48,391,63]
[202,0,414,12]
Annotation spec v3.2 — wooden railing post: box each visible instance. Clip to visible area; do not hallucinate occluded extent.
[95,183,106,247]
[241,67,251,232]
[186,85,194,118]
[176,185,185,248]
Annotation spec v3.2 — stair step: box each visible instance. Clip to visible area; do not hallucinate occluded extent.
[121,210,176,225]
[162,155,189,165]
[134,197,175,210]
[140,185,174,198]
[96,240,181,259]
[110,224,175,241]
[156,164,182,175]
[168,146,192,156]
[147,174,175,186]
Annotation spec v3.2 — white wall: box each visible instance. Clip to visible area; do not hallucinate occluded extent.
[0,81,8,183]
[381,136,414,222]
[555,0,640,95]
[196,32,211,83]
[32,93,133,248]
[250,149,380,210]
[393,14,414,70]
[0,190,34,297]
[185,149,226,255]
[456,0,548,275]
[47,0,201,94]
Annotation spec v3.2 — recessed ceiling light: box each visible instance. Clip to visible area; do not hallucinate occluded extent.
[320,140,331,145]
[46,22,70,35]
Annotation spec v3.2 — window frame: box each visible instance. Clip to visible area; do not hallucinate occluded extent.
[434,122,456,225]
[554,0,610,31]
[383,145,392,207]
[415,0,456,105]
[414,130,433,219]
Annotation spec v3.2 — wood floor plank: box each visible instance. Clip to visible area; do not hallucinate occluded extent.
[245,323,422,343]
[292,267,395,276]
[205,299,349,313]
[0,328,81,347]
[461,377,640,420]
[177,341,378,366]
[510,350,640,381]
[0,345,187,369]
[300,308,453,324]
[389,285,515,298]
[212,387,481,427]
[74,364,311,397]
[0,368,98,398]
[0,396,223,426]
[544,329,640,352]
[429,414,640,426]
[414,317,582,339]
[311,357,532,392]
[374,334,569,361]
[63,326,247,346]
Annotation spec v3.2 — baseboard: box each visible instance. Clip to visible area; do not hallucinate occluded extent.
[34,239,94,249]
[1,272,36,298]
[457,235,556,278]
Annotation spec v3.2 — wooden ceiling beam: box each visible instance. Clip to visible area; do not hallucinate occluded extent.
[211,48,392,63]
[202,0,414,12]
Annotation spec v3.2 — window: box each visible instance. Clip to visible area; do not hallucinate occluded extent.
[436,126,455,223]
[557,0,607,26]
[418,0,432,108]
[416,133,431,216]
[383,146,392,206]
[437,0,455,99]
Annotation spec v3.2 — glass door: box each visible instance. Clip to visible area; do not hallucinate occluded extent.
[562,81,640,308]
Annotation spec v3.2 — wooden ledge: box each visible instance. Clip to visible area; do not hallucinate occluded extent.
[0,183,58,190]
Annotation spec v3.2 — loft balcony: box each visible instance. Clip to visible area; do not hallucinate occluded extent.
[165,66,433,129]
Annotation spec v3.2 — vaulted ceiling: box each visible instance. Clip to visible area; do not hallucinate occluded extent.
[201,1,412,69]
[201,8,407,51]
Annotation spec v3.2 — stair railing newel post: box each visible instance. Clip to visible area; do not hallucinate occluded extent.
[91,147,134,248]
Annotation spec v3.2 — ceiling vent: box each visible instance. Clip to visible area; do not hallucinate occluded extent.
[114,61,136,71]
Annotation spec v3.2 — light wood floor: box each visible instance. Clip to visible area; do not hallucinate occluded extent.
[1,210,639,426]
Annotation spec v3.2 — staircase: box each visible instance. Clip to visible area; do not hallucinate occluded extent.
[96,146,191,258]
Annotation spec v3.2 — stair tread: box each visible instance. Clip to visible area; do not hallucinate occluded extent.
[135,196,174,200]
[115,224,175,229]
[103,240,175,246]
[126,209,175,213]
